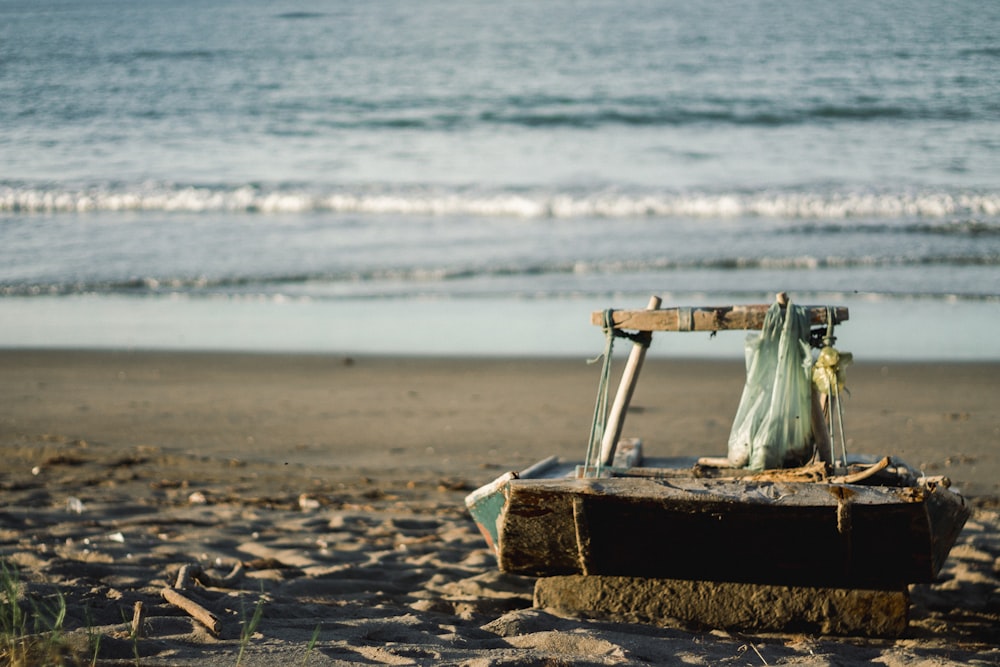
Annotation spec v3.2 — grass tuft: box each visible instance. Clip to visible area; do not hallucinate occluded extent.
[1,558,72,666]
[301,622,321,665]
[236,587,266,666]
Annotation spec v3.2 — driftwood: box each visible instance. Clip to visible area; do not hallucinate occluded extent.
[829,456,891,484]
[686,457,897,484]
[175,561,245,589]
[161,587,222,635]
[130,601,144,638]
[163,560,246,635]
[174,563,199,590]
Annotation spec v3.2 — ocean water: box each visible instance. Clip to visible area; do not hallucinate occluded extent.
[1,0,998,359]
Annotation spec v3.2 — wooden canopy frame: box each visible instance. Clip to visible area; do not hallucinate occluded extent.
[589,294,849,468]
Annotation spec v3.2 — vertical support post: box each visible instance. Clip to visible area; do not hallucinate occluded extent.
[599,295,661,466]
[812,388,833,466]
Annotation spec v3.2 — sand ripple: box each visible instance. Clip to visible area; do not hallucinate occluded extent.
[1,438,998,666]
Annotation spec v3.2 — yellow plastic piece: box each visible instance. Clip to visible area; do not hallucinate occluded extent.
[813,346,853,396]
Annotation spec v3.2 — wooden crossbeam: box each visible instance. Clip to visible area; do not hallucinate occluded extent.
[591,304,848,332]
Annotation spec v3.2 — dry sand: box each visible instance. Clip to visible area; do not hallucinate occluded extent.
[0,350,998,665]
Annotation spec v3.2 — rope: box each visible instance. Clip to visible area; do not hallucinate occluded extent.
[813,306,852,470]
[827,306,849,467]
[584,310,617,476]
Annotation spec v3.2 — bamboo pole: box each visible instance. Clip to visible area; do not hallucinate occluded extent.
[599,295,661,466]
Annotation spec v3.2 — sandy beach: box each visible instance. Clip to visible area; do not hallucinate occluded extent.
[1,350,998,665]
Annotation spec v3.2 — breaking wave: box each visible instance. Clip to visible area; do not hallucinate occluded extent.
[2,184,999,222]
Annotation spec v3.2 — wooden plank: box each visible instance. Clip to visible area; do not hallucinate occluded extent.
[610,438,643,469]
[509,476,914,508]
[590,304,849,332]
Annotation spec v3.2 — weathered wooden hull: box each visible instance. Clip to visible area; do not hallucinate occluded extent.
[466,298,970,591]
[466,463,970,589]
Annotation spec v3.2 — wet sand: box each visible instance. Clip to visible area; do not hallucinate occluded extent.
[1,350,998,665]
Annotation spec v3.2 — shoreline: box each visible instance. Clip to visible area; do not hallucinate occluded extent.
[2,294,999,361]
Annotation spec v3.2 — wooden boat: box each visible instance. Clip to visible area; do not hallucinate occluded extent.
[465,296,970,590]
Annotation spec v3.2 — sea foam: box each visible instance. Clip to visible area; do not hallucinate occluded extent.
[2,184,998,221]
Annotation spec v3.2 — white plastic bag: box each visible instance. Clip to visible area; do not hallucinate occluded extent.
[727,299,814,470]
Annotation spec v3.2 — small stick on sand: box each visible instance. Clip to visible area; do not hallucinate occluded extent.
[175,561,245,589]
[175,563,201,589]
[130,601,144,638]
[161,587,222,635]
[197,561,245,588]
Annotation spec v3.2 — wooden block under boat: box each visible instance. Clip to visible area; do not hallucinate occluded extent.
[533,574,910,638]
